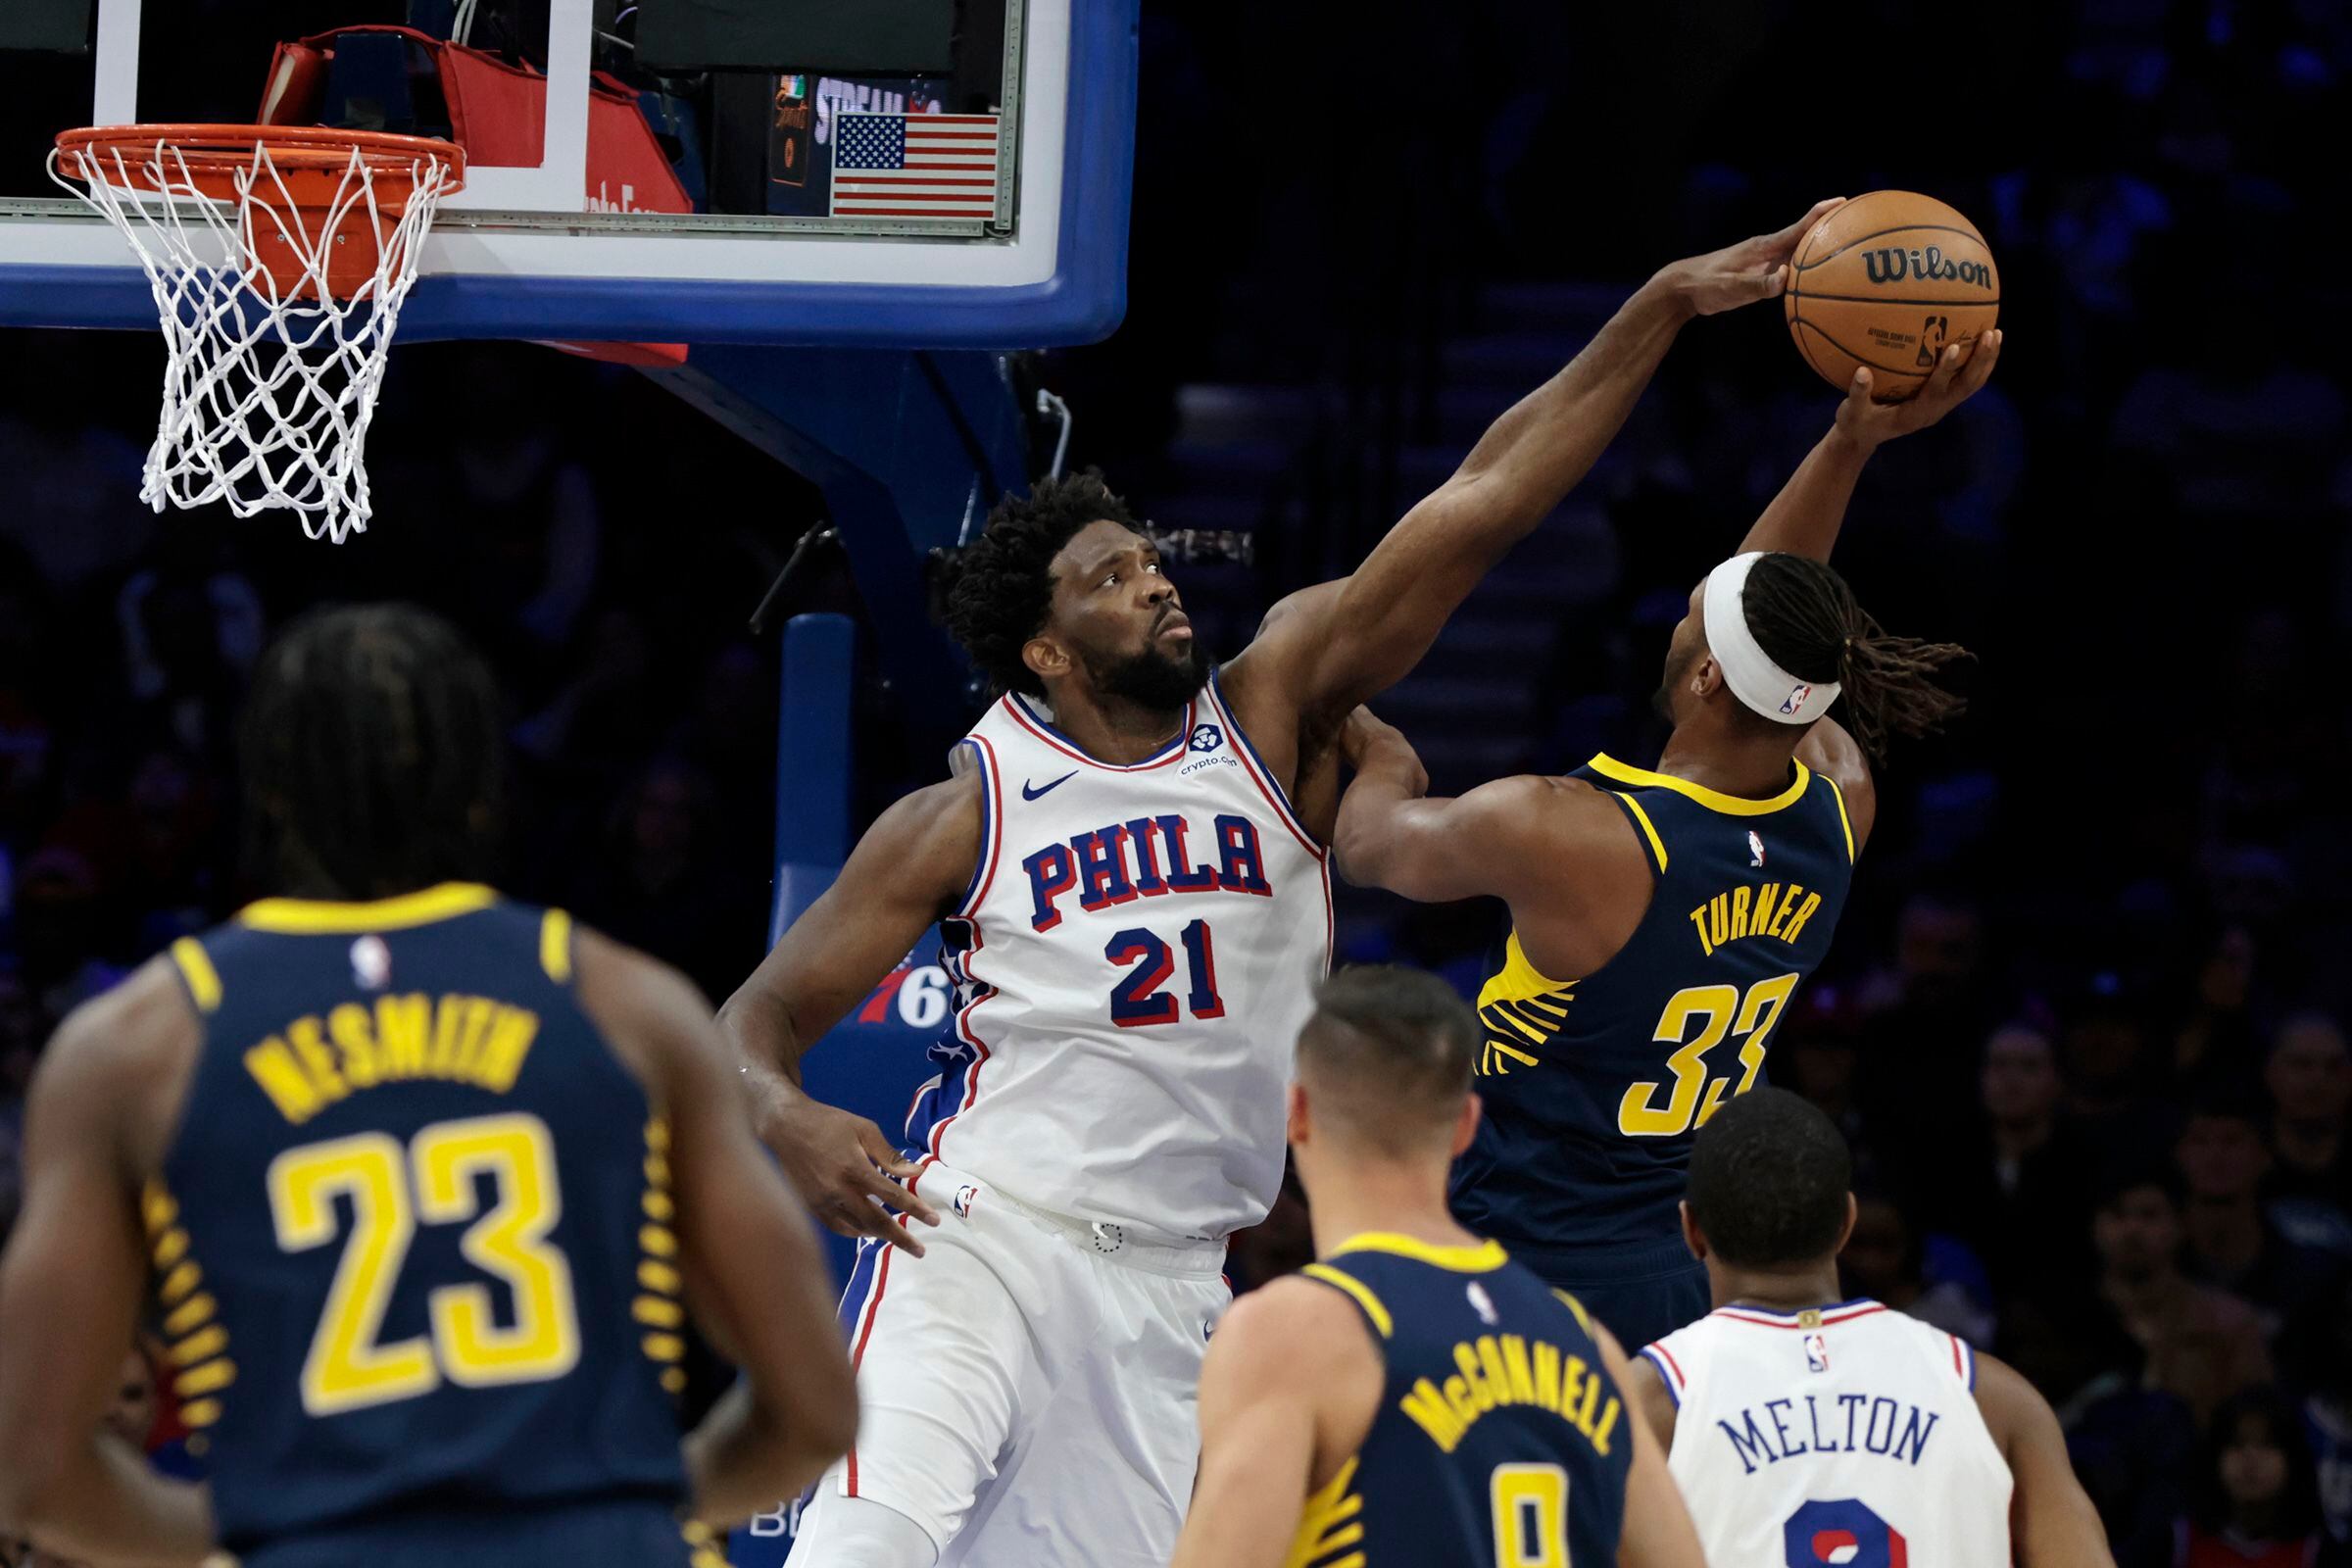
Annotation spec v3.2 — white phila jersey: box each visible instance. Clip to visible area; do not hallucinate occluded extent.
[912,670,1332,1243]
[1642,1299,2014,1568]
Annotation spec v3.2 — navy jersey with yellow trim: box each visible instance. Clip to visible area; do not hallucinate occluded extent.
[1288,1235,1632,1568]
[1451,754,1855,1261]
[151,884,698,1565]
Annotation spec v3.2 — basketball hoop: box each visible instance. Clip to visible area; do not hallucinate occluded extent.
[50,125,466,543]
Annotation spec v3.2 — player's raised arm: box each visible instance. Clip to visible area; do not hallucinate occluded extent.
[1235,200,1843,719]
[1590,1326,1707,1568]
[1170,1279,1368,1568]
[716,772,985,1255]
[0,967,216,1565]
[1739,327,2003,562]
[1973,1350,2117,1568]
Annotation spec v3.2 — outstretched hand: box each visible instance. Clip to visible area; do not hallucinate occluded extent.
[750,1079,941,1256]
[1665,198,1846,318]
[1836,327,2003,449]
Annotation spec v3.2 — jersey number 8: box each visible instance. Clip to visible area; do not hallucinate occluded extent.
[267,1111,581,1416]
[1617,972,1798,1138]
[1784,1497,1908,1568]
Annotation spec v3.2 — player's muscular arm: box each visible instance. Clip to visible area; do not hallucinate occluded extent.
[1973,1351,2116,1568]
[1794,716,1877,852]
[717,772,982,1255]
[1250,584,1348,842]
[0,965,216,1565]
[1334,710,1634,924]
[1171,1281,1379,1568]
[1225,202,1843,734]
[1740,328,2002,562]
[576,933,859,1526]
[1335,763,1559,906]
[1592,1327,1706,1568]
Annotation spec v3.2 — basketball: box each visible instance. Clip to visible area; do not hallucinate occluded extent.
[1784,190,2000,400]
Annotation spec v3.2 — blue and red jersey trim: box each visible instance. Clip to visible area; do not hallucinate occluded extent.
[838,1237,899,1497]
[953,735,1005,919]
[1003,692,1196,771]
[1639,1342,1686,1406]
[1710,1298,1886,1330]
[1200,671,1325,860]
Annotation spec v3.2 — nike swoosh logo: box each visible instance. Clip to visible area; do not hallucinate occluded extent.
[1022,770,1078,801]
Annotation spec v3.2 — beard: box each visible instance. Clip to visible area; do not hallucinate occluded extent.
[1652,643,1701,725]
[1090,637,1211,711]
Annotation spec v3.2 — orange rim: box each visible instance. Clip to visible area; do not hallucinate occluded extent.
[54,124,466,201]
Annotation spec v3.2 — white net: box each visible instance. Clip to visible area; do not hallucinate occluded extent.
[50,134,458,543]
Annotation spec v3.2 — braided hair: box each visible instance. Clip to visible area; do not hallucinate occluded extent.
[940,470,1145,698]
[1739,553,1970,760]
[240,604,506,899]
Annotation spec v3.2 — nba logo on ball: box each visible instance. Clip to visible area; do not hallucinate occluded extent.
[1804,1332,1830,1373]
[953,1184,980,1218]
[1780,683,1812,715]
[1188,723,1224,754]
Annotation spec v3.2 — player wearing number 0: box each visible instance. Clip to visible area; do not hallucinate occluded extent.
[722,204,1854,1568]
[0,607,856,1568]
[1621,1088,2112,1567]
[1335,328,2001,1350]
[1174,966,1705,1568]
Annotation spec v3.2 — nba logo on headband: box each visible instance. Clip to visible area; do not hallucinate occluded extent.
[1703,554,1842,726]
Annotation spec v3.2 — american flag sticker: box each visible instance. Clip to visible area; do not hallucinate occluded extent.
[830,113,1003,220]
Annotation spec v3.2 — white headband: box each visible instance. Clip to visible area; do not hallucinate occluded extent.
[1702,553,1840,725]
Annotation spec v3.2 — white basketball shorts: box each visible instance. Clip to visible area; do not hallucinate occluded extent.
[785,1163,1231,1568]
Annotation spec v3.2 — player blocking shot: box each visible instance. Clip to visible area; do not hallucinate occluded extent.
[1335,329,1999,1350]
[1173,967,1706,1568]
[720,202,1854,1567]
[1621,1089,2113,1568]
[0,607,856,1568]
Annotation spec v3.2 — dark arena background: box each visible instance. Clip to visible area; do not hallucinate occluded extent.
[1,3,2349,1565]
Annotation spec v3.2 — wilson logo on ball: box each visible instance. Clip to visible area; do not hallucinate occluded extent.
[1861,245,1992,289]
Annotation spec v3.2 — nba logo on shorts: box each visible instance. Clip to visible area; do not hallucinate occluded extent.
[1780,683,1812,715]
[1188,723,1224,753]
[1804,1332,1830,1373]
[953,1184,981,1218]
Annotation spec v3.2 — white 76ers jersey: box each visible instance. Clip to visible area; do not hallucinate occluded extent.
[1642,1301,2014,1568]
[911,671,1332,1243]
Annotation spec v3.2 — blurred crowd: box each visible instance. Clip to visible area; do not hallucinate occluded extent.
[5,1,2352,1564]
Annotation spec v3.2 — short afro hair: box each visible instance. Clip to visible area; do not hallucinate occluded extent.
[1686,1087,1852,1268]
[941,470,1144,698]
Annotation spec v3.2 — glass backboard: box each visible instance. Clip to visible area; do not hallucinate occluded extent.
[0,0,1135,347]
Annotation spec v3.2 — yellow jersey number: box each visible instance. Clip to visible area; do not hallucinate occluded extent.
[1491,1462,1570,1567]
[1617,972,1798,1137]
[266,1111,581,1416]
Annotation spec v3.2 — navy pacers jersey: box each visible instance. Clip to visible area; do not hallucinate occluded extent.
[151,884,708,1568]
[1288,1235,1632,1568]
[1452,755,1855,1269]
